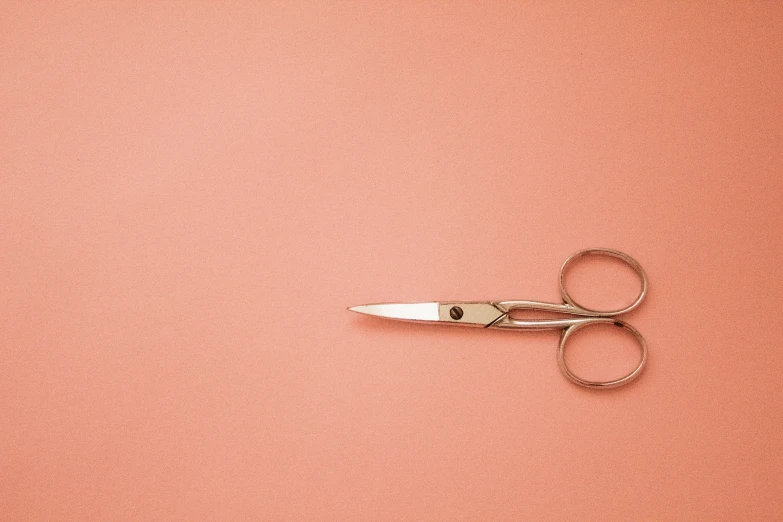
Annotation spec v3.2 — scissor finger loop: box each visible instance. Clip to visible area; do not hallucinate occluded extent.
[557,319,648,389]
[560,248,648,316]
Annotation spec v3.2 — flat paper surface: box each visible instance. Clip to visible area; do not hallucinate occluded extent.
[2,3,782,520]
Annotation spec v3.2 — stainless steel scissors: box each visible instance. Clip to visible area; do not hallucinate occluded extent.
[348,248,648,389]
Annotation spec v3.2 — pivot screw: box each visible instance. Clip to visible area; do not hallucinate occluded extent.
[450,306,464,320]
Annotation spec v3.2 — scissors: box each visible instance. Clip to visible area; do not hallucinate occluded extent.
[348,248,648,389]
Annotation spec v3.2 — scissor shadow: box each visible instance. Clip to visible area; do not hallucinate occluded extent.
[349,315,646,395]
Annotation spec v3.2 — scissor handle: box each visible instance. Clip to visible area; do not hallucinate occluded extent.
[558,318,648,389]
[559,248,648,316]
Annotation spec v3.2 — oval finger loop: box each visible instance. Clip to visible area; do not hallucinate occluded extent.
[558,320,648,389]
[559,248,648,316]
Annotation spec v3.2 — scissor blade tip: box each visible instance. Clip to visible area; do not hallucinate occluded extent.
[346,302,440,322]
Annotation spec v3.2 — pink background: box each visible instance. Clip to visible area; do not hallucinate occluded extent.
[2,2,782,520]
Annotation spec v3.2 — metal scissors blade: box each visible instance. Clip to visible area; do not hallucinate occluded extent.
[348,302,506,327]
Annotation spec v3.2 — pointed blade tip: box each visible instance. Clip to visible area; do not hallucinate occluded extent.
[346,302,439,321]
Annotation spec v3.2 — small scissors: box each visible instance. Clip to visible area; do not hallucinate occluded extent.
[348,248,648,389]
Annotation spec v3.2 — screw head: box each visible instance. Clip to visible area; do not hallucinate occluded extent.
[449,306,464,320]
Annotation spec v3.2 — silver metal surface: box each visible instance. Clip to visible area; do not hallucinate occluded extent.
[348,248,649,390]
[348,302,440,322]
